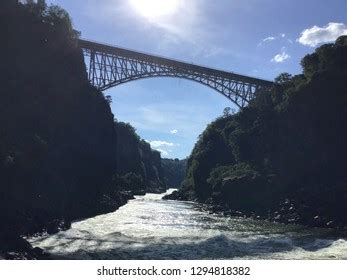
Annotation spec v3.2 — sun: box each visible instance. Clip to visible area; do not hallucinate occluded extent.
[130,0,180,20]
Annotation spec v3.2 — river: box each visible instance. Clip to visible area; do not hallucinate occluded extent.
[29,189,347,259]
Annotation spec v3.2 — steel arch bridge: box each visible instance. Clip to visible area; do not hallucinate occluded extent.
[78,39,274,108]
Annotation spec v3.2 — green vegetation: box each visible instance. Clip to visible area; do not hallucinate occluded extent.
[175,36,347,228]
[115,121,166,194]
[161,158,187,188]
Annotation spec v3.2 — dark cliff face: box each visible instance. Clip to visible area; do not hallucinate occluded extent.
[175,37,347,228]
[115,122,165,193]
[0,1,121,238]
[115,122,144,177]
[139,142,165,191]
[161,158,187,188]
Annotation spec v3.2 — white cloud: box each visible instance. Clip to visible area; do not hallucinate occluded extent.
[297,22,347,47]
[258,36,275,47]
[156,149,169,156]
[146,140,175,156]
[170,129,178,134]
[271,49,290,63]
[147,140,174,148]
[258,34,287,47]
[263,36,276,42]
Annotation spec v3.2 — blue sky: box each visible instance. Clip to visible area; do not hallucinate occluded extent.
[48,0,347,159]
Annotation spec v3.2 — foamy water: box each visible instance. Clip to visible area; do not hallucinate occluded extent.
[29,189,347,259]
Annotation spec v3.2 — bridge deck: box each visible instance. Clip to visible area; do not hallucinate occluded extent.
[78,39,273,87]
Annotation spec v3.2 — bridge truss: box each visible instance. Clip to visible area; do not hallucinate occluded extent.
[78,39,273,108]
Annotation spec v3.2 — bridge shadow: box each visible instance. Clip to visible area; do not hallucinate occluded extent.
[39,230,341,260]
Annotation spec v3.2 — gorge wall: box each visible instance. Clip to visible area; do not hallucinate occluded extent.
[0,0,166,258]
[168,36,347,229]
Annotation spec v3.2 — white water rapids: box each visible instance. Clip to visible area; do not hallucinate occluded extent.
[29,189,347,259]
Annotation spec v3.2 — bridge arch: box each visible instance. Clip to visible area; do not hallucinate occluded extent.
[98,73,250,108]
[79,39,273,108]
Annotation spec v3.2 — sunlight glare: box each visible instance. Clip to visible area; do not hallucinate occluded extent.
[130,0,180,20]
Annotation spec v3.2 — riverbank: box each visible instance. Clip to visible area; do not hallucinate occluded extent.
[163,191,347,232]
[0,190,135,260]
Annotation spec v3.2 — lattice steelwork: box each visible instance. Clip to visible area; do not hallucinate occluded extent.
[79,39,274,108]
